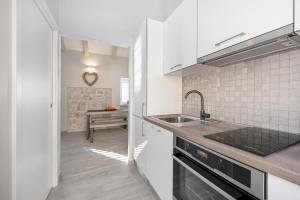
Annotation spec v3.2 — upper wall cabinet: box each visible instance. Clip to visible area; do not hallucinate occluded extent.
[197,0,294,58]
[163,0,198,74]
[296,0,300,33]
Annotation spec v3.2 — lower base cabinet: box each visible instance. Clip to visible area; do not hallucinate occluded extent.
[143,121,173,200]
[136,122,300,200]
[268,174,300,200]
[134,116,148,177]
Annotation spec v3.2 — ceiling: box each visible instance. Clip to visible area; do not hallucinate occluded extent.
[62,37,129,58]
[59,0,183,47]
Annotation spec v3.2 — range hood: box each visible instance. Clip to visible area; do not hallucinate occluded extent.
[197,24,300,67]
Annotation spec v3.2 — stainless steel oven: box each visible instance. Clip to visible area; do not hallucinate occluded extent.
[173,136,266,200]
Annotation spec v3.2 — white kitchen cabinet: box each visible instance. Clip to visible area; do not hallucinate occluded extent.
[132,18,181,184]
[163,5,181,74]
[296,0,300,33]
[268,174,300,200]
[163,0,197,74]
[132,19,182,117]
[134,116,148,176]
[133,21,147,117]
[197,0,294,59]
[144,121,173,200]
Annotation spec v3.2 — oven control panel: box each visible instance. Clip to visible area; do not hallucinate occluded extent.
[175,136,251,187]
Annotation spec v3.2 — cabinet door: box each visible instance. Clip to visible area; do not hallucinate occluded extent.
[163,0,197,74]
[179,0,197,69]
[146,122,173,200]
[198,0,294,58]
[296,0,300,33]
[134,117,148,176]
[133,21,147,117]
[268,174,300,200]
[163,6,181,74]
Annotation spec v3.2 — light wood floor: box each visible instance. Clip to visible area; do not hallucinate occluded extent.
[47,128,158,200]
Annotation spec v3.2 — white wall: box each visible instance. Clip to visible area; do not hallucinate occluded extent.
[0,0,12,199]
[61,50,129,131]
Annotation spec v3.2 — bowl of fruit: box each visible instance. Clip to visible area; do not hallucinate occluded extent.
[104,104,117,111]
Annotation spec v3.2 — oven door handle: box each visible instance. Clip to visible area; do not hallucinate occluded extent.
[172,155,236,200]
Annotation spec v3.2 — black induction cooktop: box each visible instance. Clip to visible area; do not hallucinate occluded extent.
[204,127,300,156]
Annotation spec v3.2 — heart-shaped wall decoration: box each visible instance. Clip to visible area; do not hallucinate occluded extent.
[82,72,98,86]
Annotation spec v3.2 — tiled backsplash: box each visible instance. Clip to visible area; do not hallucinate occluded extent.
[183,49,300,134]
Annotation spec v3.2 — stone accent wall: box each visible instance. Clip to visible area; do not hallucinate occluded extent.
[67,87,112,132]
[182,48,300,134]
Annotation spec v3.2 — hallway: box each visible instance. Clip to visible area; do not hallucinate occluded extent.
[47,129,158,200]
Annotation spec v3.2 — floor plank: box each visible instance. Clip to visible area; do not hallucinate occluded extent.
[47,128,158,200]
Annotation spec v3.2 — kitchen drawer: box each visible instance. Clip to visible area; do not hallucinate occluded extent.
[268,174,300,200]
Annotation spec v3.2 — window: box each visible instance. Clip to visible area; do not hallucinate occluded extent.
[120,78,129,105]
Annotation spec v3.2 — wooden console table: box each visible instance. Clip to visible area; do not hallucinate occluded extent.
[86,109,128,143]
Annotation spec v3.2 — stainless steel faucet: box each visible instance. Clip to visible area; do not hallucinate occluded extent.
[184,90,210,120]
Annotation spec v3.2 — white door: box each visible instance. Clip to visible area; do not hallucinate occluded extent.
[0,0,12,199]
[296,0,300,33]
[16,0,53,199]
[198,0,294,58]
[133,21,147,117]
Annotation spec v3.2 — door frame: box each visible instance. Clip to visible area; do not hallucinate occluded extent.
[11,0,60,199]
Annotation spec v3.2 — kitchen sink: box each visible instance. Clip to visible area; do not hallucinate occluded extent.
[158,116,196,123]
[156,115,221,126]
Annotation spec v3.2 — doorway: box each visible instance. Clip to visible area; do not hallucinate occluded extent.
[47,36,153,199]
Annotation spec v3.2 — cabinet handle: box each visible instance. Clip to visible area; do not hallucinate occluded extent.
[141,103,145,117]
[215,32,246,47]
[170,64,182,70]
[142,120,144,136]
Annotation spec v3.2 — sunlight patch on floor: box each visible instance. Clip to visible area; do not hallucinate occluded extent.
[89,148,128,163]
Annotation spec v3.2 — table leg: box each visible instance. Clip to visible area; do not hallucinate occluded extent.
[90,128,94,143]
[86,115,90,140]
